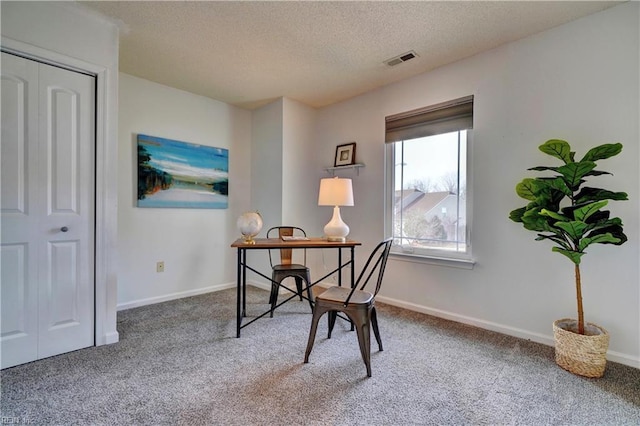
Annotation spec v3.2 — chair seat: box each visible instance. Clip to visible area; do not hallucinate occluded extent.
[273,264,308,272]
[316,286,373,306]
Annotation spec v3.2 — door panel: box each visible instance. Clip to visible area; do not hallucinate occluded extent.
[0,243,38,365]
[1,54,40,367]
[38,60,95,360]
[1,72,28,214]
[47,87,79,213]
[1,52,95,368]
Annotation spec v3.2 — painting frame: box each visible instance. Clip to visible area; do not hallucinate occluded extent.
[334,142,356,167]
[136,134,229,209]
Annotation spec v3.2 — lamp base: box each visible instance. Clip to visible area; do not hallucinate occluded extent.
[326,236,346,242]
[324,206,350,242]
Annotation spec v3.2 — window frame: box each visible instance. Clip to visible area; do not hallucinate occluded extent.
[383,102,475,268]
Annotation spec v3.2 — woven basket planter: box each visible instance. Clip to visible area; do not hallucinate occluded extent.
[553,318,609,378]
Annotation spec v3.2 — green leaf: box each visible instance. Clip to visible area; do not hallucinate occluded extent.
[535,233,572,250]
[554,221,589,240]
[585,217,621,234]
[573,200,608,222]
[556,161,596,188]
[552,247,584,265]
[521,208,551,232]
[575,187,628,204]
[539,139,572,163]
[584,170,612,177]
[528,166,559,172]
[515,178,539,201]
[544,177,573,197]
[578,233,621,251]
[509,207,527,223]
[540,209,569,222]
[581,143,622,162]
[608,228,628,245]
[586,222,627,245]
[532,179,566,209]
[583,209,610,223]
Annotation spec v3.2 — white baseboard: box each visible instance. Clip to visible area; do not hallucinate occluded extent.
[116,282,235,311]
[101,331,120,345]
[249,281,272,292]
[375,293,640,369]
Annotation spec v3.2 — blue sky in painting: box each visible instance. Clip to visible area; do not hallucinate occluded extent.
[138,134,228,182]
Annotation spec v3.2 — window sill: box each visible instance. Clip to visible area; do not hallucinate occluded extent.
[389,251,476,270]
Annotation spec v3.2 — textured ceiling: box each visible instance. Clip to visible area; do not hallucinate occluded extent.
[79,1,621,110]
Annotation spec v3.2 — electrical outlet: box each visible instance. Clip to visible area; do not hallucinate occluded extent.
[156,261,165,273]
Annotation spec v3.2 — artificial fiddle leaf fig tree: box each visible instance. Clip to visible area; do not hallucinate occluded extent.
[509,139,628,335]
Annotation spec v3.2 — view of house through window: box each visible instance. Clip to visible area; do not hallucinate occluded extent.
[384,95,473,259]
[392,131,467,253]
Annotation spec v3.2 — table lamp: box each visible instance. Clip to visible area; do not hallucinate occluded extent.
[318,177,354,242]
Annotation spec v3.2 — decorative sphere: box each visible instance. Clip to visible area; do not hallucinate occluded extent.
[237,211,263,244]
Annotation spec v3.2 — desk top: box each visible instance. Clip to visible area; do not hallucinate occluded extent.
[231,237,361,249]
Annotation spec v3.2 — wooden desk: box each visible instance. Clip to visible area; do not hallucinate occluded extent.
[231,238,361,337]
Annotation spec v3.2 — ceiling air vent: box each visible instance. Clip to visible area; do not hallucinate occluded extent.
[384,50,418,67]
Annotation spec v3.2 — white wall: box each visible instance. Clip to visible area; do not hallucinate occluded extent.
[250,97,319,230]
[282,98,319,228]
[1,1,120,345]
[248,98,319,287]
[117,74,251,308]
[251,99,284,229]
[311,3,640,366]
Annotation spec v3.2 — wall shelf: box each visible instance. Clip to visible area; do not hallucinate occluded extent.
[324,163,365,176]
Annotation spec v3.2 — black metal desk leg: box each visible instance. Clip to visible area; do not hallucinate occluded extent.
[350,245,355,331]
[350,246,355,289]
[337,248,342,287]
[236,247,242,338]
[242,249,247,317]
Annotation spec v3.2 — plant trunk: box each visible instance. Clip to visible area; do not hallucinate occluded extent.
[575,264,584,335]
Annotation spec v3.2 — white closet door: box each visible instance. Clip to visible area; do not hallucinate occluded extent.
[1,52,40,367]
[1,52,95,368]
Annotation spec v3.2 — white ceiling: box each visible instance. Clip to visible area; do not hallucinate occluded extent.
[78,1,622,110]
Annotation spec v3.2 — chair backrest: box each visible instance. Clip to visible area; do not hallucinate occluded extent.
[267,226,307,267]
[344,238,393,306]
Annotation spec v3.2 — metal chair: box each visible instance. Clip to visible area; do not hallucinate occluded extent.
[267,226,313,317]
[304,238,393,377]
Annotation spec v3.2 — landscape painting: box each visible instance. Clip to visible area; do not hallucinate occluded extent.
[137,134,229,209]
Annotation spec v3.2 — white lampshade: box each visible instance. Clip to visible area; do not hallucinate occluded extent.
[318,177,354,242]
[318,177,354,207]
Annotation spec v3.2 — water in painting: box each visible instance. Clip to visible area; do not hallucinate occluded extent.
[137,134,229,208]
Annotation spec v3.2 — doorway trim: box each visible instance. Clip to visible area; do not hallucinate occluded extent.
[2,37,119,346]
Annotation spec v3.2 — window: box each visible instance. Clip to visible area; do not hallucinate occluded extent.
[384,96,473,263]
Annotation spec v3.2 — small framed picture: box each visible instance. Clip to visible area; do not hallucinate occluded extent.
[334,142,356,167]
